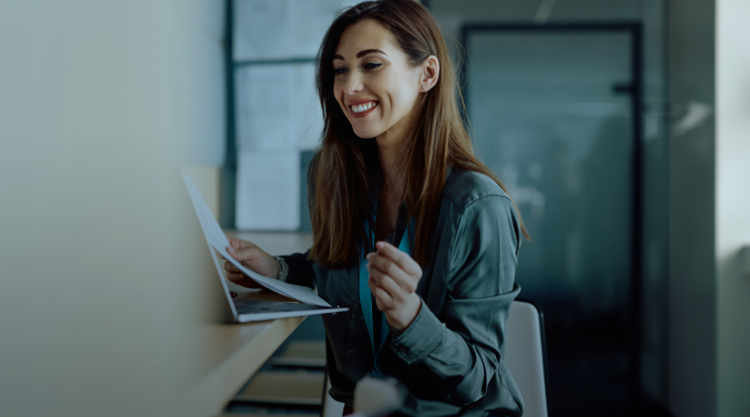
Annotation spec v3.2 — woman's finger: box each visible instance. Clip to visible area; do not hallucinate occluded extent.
[227,240,265,263]
[367,252,415,293]
[226,271,246,283]
[227,272,262,289]
[370,278,397,311]
[224,261,240,273]
[368,269,408,304]
[227,237,242,251]
[374,241,422,278]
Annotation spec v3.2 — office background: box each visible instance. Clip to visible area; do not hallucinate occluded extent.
[0,1,748,417]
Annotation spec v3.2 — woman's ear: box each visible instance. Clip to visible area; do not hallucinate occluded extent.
[419,55,440,92]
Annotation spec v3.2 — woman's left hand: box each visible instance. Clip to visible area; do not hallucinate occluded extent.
[366,241,423,332]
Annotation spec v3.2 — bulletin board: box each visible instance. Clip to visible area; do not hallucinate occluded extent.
[228,0,360,231]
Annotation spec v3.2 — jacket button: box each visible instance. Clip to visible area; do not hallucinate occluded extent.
[348,349,355,357]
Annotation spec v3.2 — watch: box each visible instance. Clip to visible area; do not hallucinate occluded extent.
[274,256,289,282]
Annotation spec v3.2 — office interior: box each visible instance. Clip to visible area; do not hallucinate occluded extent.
[0,0,748,416]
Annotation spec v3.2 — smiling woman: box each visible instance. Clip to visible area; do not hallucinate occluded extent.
[224,1,528,416]
[331,21,435,144]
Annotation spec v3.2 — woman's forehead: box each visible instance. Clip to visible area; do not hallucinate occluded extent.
[334,19,398,59]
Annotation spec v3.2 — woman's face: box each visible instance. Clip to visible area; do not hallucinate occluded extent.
[332,19,423,141]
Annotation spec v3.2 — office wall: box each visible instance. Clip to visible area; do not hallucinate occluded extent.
[0,1,225,416]
[430,0,671,409]
[667,0,717,416]
[670,0,750,416]
[715,0,750,415]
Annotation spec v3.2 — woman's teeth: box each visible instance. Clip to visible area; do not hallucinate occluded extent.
[350,102,377,113]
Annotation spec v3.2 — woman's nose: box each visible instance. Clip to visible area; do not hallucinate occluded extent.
[344,71,364,94]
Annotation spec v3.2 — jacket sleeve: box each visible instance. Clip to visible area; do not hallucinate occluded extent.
[281,250,315,288]
[388,195,521,408]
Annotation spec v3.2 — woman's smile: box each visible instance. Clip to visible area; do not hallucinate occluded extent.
[348,99,380,118]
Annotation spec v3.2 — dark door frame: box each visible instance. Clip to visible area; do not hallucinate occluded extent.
[460,22,644,411]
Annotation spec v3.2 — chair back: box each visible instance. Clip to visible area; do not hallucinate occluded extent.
[505,300,550,417]
[325,301,550,417]
[322,370,345,417]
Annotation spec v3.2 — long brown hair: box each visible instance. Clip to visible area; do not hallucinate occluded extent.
[310,0,528,269]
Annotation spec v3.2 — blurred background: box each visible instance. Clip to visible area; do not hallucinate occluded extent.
[0,1,748,417]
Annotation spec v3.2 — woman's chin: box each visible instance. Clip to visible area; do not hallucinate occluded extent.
[351,125,383,139]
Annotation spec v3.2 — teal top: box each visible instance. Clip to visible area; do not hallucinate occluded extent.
[359,211,411,376]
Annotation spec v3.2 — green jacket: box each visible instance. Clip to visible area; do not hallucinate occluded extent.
[282,168,523,416]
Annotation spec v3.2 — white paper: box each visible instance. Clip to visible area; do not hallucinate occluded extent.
[293,63,324,150]
[236,151,300,230]
[182,172,330,307]
[183,172,232,250]
[209,241,330,307]
[235,64,295,151]
[290,0,345,57]
[233,0,293,61]
[234,0,355,61]
[236,63,323,151]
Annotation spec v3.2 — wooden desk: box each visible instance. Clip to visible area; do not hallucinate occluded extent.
[177,290,306,417]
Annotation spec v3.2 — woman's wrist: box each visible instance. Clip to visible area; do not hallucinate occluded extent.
[385,293,422,332]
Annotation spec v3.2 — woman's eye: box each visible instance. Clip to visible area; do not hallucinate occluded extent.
[364,62,382,70]
[334,67,348,75]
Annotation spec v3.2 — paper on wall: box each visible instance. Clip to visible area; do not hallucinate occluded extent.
[235,64,296,151]
[289,0,345,58]
[234,0,355,61]
[293,63,324,150]
[235,150,300,230]
[233,0,293,61]
[236,63,323,152]
[182,172,330,307]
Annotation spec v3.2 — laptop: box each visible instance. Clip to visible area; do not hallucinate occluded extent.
[183,172,348,323]
[206,245,348,323]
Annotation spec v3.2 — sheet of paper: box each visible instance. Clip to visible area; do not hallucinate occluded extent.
[289,0,344,57]
[236,150,300,230]
[292,63,324,150]
[182,172,330,307]
[234,0,357,60]
[233,0,293,61]
[209,242,330,307]
[235,64,295,151]
[183,172,232,250]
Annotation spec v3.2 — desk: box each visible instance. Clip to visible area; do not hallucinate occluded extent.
[178,290,306,417]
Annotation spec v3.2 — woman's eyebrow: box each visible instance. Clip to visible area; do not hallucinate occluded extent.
[333,49,388,62]
[356,49,386,58]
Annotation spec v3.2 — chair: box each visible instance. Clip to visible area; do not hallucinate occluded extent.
[324,302,550,417]
[505,300,551,417]
[331,301,550,417]
[322,369,345,417]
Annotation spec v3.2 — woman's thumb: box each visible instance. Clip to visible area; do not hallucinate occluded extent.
[228,244,261,262]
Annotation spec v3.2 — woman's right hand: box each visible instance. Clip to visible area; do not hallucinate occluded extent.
[223,237,279,288]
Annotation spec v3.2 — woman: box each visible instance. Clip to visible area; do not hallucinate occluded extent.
[225,1,528,415]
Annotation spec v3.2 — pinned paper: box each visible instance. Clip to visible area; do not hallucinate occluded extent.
[233,0,356,61]
[235,150,300,231]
